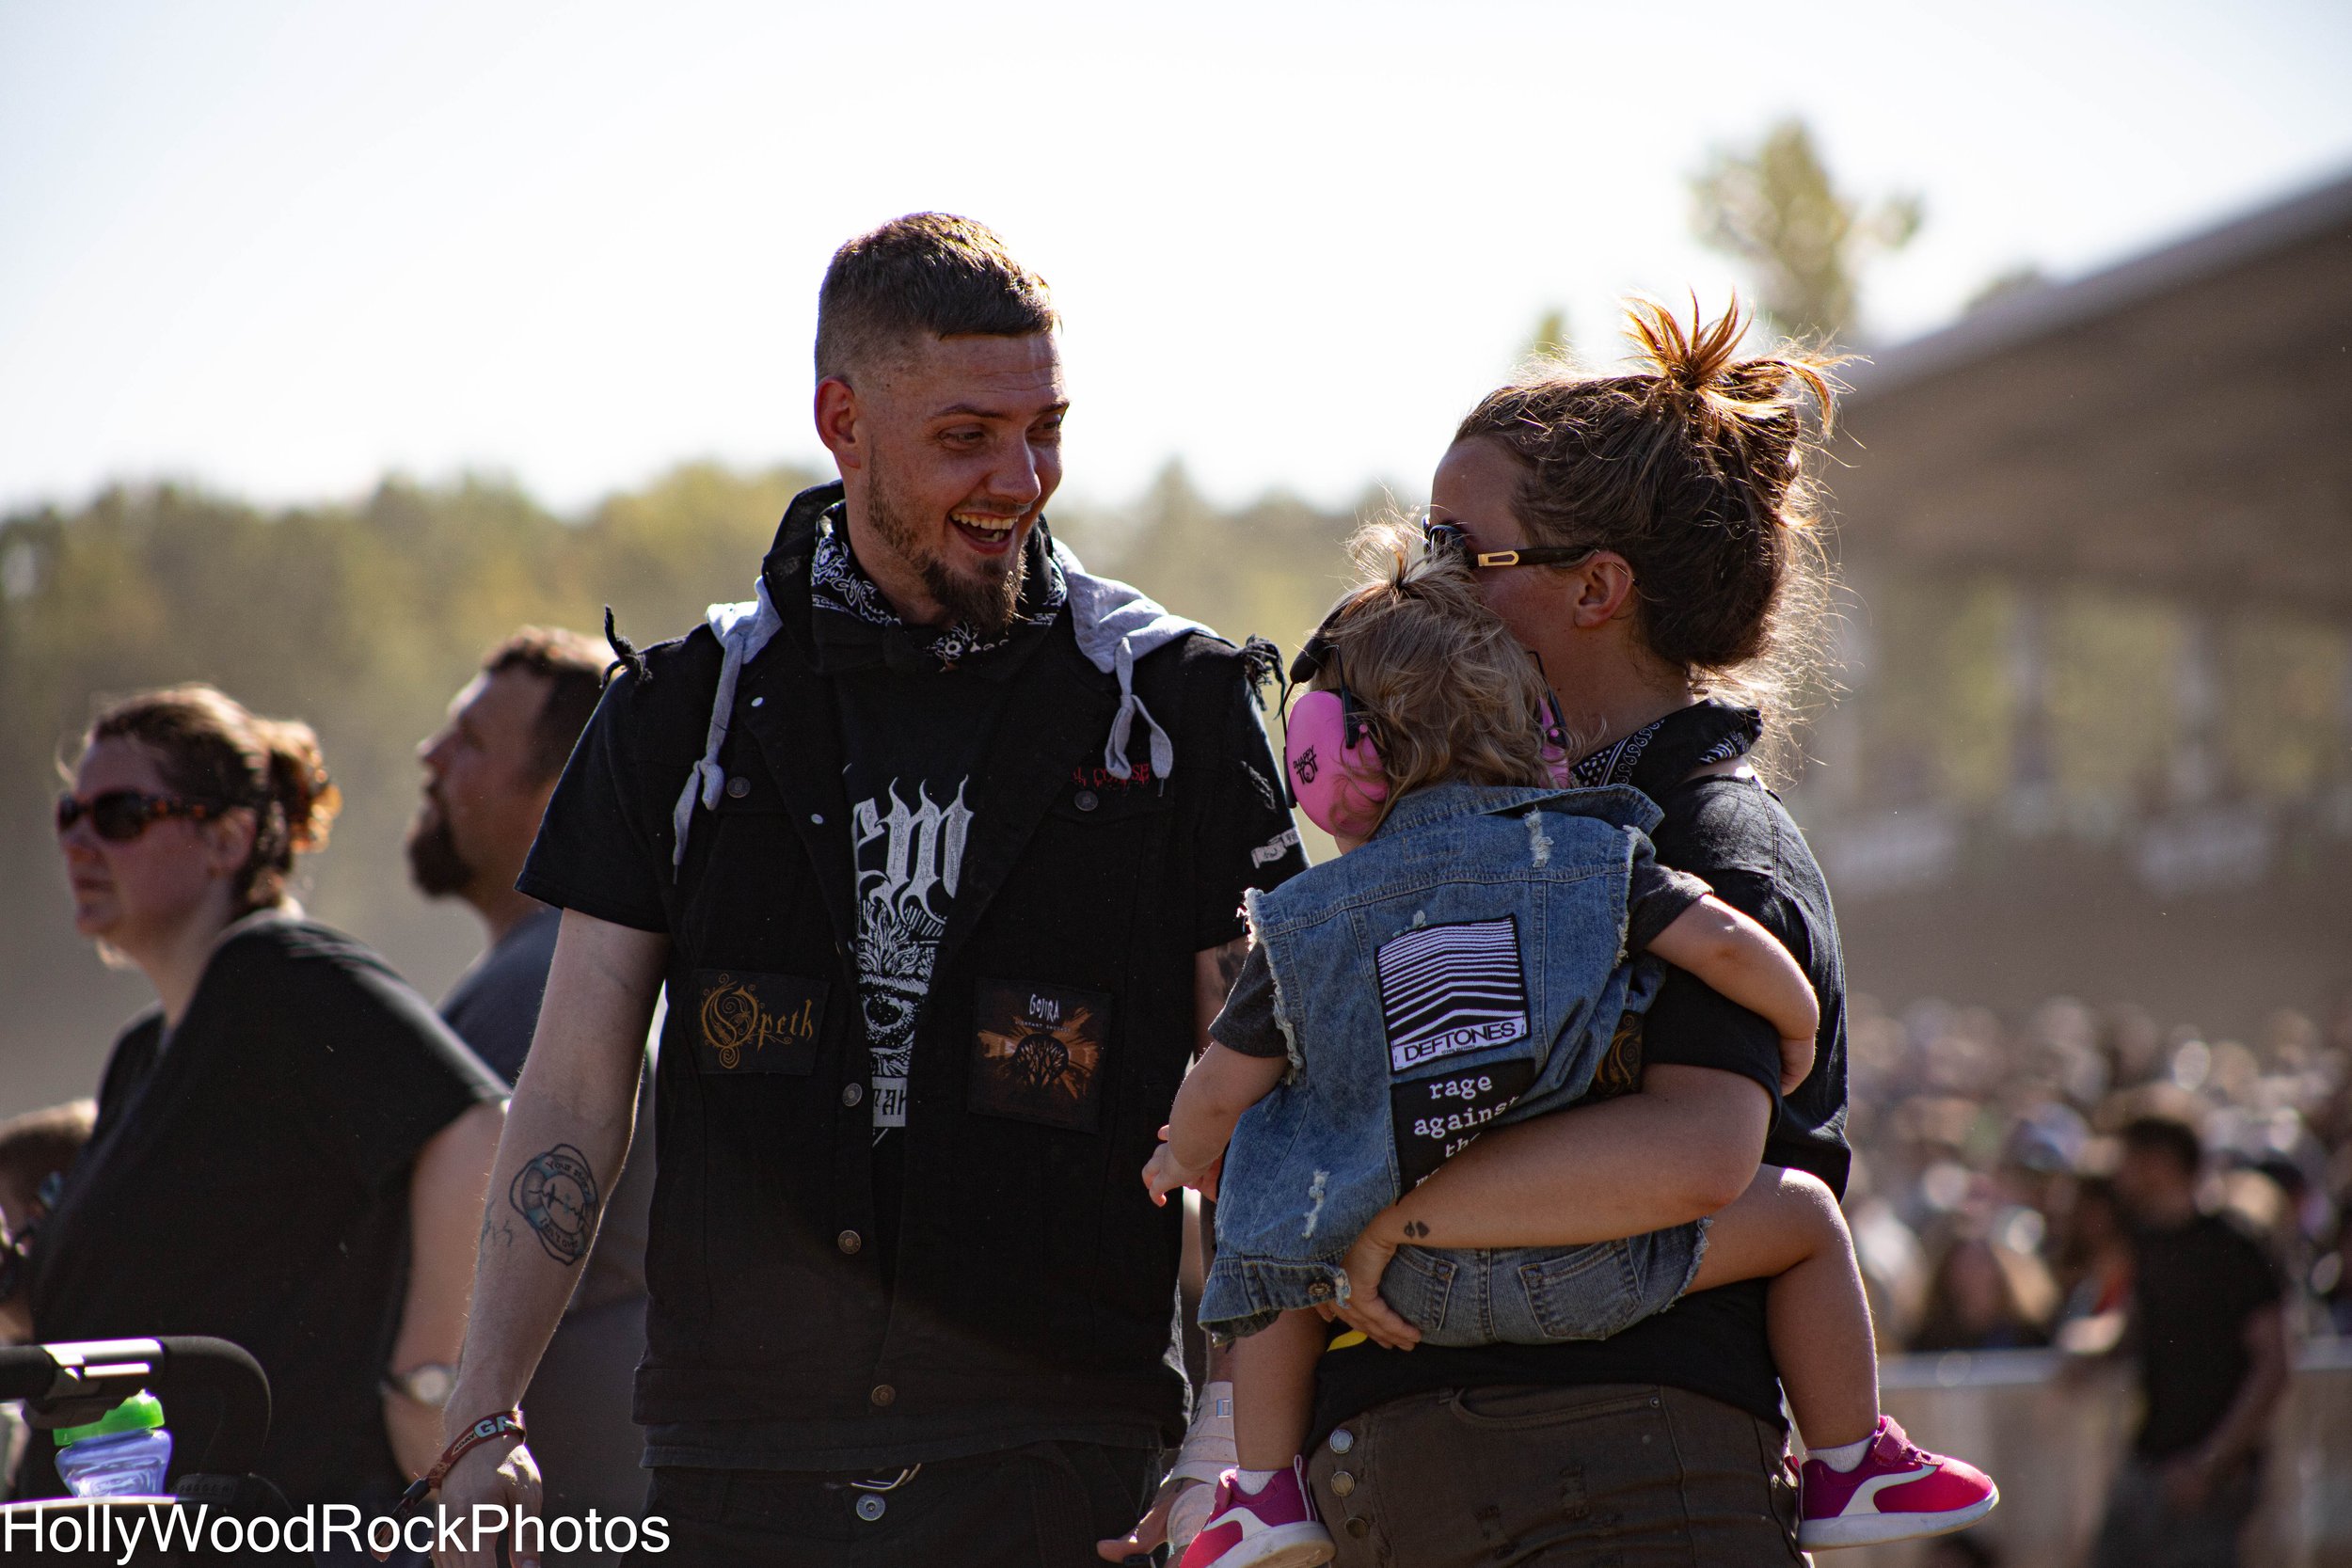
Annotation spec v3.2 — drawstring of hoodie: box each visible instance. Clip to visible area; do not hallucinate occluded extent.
[1055,538,1211,783]
[666,541,1215,876]
[670,581,783,874]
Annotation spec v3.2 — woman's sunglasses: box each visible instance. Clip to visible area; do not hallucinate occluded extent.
[56,790,227,843]
[1421,516,1598,571]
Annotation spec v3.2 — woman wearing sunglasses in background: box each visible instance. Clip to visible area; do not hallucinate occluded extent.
[21,685,504,1544]
[1290,302,1890,1565]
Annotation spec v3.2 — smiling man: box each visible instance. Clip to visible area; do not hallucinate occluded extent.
[429,214,1306,1567]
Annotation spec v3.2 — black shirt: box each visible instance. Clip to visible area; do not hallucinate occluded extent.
[1311,700,1849,1439]
[812,531,1056,1282]
[24,916,505,1504]
[2130,1212,2284,1459]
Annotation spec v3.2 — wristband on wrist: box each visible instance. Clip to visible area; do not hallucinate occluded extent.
[396,1410,526,1518]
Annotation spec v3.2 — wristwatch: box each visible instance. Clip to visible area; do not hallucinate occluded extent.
[382,1363,457,1409]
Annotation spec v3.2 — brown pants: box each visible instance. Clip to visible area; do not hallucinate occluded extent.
[1307,1384,1803,1567]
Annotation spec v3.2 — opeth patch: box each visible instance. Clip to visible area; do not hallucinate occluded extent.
[691,970,827,1075]
[1375,916,1530,1072]
[1391,1057,1536,1190]
[970,980,1114,1132]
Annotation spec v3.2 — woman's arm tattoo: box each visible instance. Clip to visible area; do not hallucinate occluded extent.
[507,1143,601,1265]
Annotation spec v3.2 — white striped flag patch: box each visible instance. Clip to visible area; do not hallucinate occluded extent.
[1375,916,1530,1072]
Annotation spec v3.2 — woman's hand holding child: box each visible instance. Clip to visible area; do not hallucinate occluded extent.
[1327,1215,1425,1351]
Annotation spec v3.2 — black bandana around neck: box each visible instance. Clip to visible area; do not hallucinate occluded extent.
[1570,699,1763,795]
[807,505,1067,670]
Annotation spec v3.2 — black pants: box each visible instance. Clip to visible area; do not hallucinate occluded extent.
[1310,1384,1803,1566]
[628,1442,1163,1567]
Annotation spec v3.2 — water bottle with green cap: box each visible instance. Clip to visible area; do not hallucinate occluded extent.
[54,1390,173,1497]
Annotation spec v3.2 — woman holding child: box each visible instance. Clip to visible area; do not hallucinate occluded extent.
[1150,303,1998,1566]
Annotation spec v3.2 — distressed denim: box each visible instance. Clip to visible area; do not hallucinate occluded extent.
[1201,782,1707,1343]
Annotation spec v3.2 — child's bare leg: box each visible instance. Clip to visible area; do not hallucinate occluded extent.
[1687,1165,1877,1449]
[1226,1307,1326,1470]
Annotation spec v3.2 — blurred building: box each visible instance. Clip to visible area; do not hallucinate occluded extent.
[1793,169,2352,1035]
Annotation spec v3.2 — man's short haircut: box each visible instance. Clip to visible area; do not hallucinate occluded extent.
[815,213,1056,385]
[2119,1113,2204,1179]
[484,626,606,784]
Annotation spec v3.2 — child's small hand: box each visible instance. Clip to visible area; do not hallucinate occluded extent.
[1141,1125,1223,1205]
[1778,1035,1817,1096]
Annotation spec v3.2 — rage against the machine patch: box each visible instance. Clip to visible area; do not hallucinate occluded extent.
[970,980,1113,1132]
[691,970,827,1075]
[1375,916,1531,1071]
[1391,1057,1536,1189]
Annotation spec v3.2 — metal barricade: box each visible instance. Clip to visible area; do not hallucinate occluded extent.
[1842,1338,2352,1567]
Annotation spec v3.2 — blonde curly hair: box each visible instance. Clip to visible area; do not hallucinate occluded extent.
[1308,519,1554,828]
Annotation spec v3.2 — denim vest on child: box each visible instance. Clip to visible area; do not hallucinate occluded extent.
[1200,780,1683,1342]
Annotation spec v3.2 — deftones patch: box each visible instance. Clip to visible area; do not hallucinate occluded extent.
[971,980,1113,1132]
[1375,917,1530,1071]
[691,970,826,1075]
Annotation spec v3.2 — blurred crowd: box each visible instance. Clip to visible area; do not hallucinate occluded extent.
[1840,993,2352,1355]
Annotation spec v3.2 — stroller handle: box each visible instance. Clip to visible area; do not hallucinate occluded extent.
[0,1336,270,1476]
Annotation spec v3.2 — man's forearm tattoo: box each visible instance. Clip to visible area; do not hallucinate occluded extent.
[1402,1220,1430,1240]
[479,1209,517,1257]
[507,1144,600,1265]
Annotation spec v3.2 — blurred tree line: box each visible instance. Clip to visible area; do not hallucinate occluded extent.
[3,112,2092,1113]
[0,463,1367,1114]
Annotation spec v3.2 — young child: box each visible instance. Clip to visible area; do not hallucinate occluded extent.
[1145,541,1995,1567]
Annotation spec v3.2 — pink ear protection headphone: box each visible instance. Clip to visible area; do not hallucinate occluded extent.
[1282,688,1390,840]
[1279,606,1389,839]
[1281,612,1391,840]
[1281,608,1578,839]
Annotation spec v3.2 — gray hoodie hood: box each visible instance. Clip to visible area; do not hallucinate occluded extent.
[670,537,1212,871]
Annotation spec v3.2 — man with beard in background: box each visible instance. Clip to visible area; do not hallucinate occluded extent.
[410,627,654,1565]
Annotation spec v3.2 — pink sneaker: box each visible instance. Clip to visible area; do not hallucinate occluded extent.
[1798,1416,1998,1549]
[1178,1461,1335,1568]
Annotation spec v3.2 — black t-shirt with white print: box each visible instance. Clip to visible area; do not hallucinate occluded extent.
[808,520,1061,1270]
[832,659,1024,1135]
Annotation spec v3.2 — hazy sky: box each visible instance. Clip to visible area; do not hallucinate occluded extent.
[5,0,2349,517]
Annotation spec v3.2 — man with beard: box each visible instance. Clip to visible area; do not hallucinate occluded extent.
[428,214,1307,1567]
[412,631,604,1082]
[410,628,655,1564]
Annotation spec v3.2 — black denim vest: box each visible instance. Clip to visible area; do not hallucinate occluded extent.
[622,498,1217,1444]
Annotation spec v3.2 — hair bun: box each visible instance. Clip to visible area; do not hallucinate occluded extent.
[1629,294,1748,399]
[254,719,340,852]
[1451,297,1847,773]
